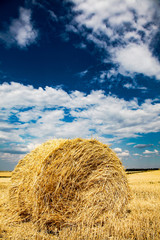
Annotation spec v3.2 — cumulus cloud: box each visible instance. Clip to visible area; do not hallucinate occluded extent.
[1,82,160,162]
[113,148,122,153]
[0,7,38,48]
[117,151,130,158]
[113,147,129,158]
[116,44,160,79]
[67,0,160,80]
[143,149,159,154]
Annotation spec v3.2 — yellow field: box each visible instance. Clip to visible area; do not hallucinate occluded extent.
[0,171,12,178]
[0,170,160,239]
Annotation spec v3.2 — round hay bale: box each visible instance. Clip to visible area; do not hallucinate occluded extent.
[9,138,131,230]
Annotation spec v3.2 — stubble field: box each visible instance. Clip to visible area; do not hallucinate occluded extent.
[0,170,160,239]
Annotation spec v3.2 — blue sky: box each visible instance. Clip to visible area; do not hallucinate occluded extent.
[0,0,160,170]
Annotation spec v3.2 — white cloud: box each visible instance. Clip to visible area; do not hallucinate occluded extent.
[0,7,38,48]
[1,152,25,163]
[48,10,58,22]
[113,147,122,153]
[143,149,159,154]
[127,142,135,145]
[123,83,136,89]
[1,82,160,163]
[67,0,160,80]
[99,71,107,83]
[116,44,160,79]
[113,147,129,158]
[133,153,140,156]
[123,82,147,91]
[117,150,130,158]
[66,24,78,33]
[77,69,88,78]
[108,10,133,26]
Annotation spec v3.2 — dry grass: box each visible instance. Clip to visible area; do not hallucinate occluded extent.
[0,172,12,178]
[0,170,160,239]
[9,138,131,231]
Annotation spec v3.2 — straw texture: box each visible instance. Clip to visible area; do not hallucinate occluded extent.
[9,138,131,231]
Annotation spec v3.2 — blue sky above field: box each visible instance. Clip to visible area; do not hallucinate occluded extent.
[0,0,160,170]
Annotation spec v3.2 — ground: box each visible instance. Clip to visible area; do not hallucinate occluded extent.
[0,170,160,239]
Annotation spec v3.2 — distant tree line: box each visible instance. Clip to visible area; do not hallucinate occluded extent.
[126,168,159,172]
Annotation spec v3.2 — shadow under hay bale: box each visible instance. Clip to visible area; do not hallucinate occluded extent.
[9,138,131,231]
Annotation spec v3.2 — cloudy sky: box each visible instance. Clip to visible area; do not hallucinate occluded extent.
[0,0,160,170]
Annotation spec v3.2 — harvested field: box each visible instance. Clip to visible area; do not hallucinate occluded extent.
[0,170,160,239]
[0,178,11,183]
[0,172,12,178]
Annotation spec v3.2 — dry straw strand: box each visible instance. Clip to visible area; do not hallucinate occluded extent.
[9,138,131,232]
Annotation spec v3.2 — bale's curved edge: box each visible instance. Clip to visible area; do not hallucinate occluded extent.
[9,138,131,230]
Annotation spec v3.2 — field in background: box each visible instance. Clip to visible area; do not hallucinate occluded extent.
[0,172,12,178]
[0,170,160,239]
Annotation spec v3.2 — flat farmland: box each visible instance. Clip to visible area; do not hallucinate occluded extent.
[0,170,160,239]
[0,172,12,178]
